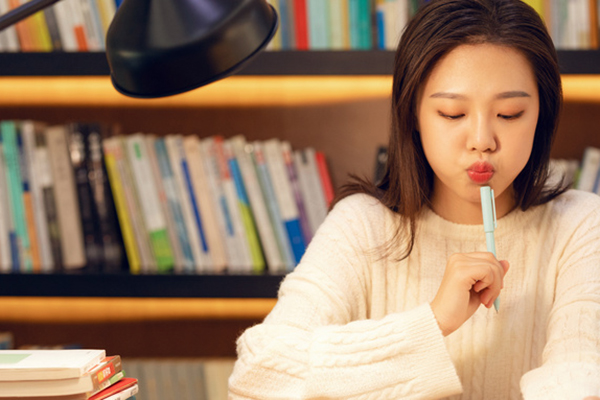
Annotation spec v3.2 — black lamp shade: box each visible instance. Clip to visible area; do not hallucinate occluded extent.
[106,0,278,98]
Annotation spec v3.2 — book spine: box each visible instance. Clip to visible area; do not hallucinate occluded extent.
[9,0,34,51]
[154,138,195,272]
[34,127,62,271]
[315,150,335,207]
[0,0,20,51]
[126,134,174,272]
[224,141,266,274]
[262,139,306,267]
[43,6,63,51]
[229,136,285,273]
[575,146,600,192]
[17,122,42,272]
[293,0,308,50]
[0,140,13,272]
[281,142,312,245]
[1,120,32,272]
[266,0,282,50]
[103,137,141,274]
[278,0,293,49]
[30,8,53,51]
[213,136,253,272]
[183,135,228,272]
[68,0,90,51]
[145,135,185,273]
[96,0,117,36]
[46,124,86,269]
[358,0,372,49]
[329,0,346,49]
[87,0,106,49]
[68,123,103,271]
[348,0,360,49]
[52,0,78,51]
[87,124,125,272]
[165,135,205,272]
[307,0,330,49]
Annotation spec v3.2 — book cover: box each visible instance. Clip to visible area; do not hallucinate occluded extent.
[293,0,308,50]
[125,134,174,272]
[1,120,33,272]
[251,141,295,272]
[262,139,306,266]
[292,148,328,239]
[281,141,312,245]
[183,135,228,273]
[33,123,62,271]
[224,140,266,273]
[213,136,254,272]
[229,135,285,273]
[45,124,86,269]
[17,122,42,272]
[86,124,125,272]
[154,137,195,273]
[200,136,245,271]
[145,135,185,272]
[315,150,335,207]
[0,349,106,381]
[68,123,103,271]
[164,135,209,271]
[102,137,141,274]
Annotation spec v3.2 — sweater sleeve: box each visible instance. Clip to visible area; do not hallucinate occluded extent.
[521,197,600,400]
[228,195,462,400]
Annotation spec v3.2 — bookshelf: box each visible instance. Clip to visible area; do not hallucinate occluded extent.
[1,49,600,358]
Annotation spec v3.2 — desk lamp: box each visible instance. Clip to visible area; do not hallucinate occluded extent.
[0,0,278,98]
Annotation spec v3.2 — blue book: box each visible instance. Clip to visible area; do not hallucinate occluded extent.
[181,158,209,255]
[376,4,385,49]
[307,0,330,49]
[154,138,196,272]
[278,0,293,49]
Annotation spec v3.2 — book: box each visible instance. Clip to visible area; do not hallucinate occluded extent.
[329,0,349,49]
[293,0,308,50]
[52,0,78,51]
[373,144,388,184]
[1,120,32,272]
[281,141,312,245]
[575,146,600,192]
[229,135,285,273]
[89,377,138,400]
[125,134,174,272]
[102,137,142,274]
[0,0,20,51]
[293,148,328,238]
[154,137,195,273]
[251,141,295,271]
[183,135,227,273]
[0,332,13,349]
[262,139,306,266]
[307,0,330,49]
[0,136,14,272]
[315,150,335,207]
[0,349,106,381]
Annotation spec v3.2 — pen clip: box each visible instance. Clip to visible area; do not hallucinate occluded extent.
[480,186,496,233]
[491,188,497,229]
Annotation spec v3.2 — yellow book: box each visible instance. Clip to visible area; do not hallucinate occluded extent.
[267,0,281,50]
[103,139,141,275]
[30,10,52,51]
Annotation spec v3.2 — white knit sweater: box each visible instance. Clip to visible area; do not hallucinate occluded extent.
[229,190,600,400]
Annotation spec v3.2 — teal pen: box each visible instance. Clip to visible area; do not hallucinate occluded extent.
[480,186,500,312]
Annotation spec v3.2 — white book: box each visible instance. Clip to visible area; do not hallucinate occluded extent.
[69,0,96,50]
[0,349,105,381]
[145,135,184,272]
[183,135,227,273]
[293,148,328,237]
[229,135,285,273]
[52,0,78,51]
[101,384,139,400]
[262,139,306,266]
[165,135,211,271]
[0,143,12,272]
[213,138,253,273]
[575,146,600,192]
[0,0,19,52]
[21,121,53,272]
[200,137,245,271]
[86,0,106,49]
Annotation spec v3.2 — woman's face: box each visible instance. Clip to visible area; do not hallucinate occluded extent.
[417,43,539,224]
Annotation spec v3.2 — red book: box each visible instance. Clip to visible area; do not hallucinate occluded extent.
[315,151,334,207]
[89,377,138,400]
[293,0,308,50]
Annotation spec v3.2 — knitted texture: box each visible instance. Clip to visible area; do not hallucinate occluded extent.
[228,190,600,400]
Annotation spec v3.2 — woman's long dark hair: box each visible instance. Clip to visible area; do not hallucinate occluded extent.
[333,0,566,260]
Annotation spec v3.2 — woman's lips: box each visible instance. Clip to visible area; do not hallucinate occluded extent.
[467,162,494,184]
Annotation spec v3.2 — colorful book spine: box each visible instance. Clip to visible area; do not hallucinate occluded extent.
[307,0,330,49]
[278,0,294,49]
[315,150,335,207]
[224,141,266,274]
[52,0,78,51]
[293,148,328,237]
[262,139,306,266]
[229,135,285,273]
[103,137,141,274]
[125,134,174,272]
[266,0,282,50]
[329,0,347,49]
[43,5,63,51]
[281,141,312,245]
[293,0,308,50]
[1,121,32,272]
[0,139,14,272]
[0,0,20,51]
[154,137,195,273]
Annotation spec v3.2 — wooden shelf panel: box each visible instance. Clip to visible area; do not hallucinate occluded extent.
[0,273,285,298]
[0,50,599,76]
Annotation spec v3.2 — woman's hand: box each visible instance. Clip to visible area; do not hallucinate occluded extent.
[430,252,509,336]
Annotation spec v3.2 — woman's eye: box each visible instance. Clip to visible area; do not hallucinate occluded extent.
[498,111,524,120]
[438,111,464,120]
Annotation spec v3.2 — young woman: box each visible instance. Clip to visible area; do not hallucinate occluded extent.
[228,0,600,398]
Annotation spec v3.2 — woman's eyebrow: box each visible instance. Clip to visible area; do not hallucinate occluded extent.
[429,90,531,99]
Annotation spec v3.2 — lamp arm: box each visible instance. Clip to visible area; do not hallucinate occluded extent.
[0,0,61,31]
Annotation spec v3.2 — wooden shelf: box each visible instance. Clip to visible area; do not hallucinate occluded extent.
[0,50,600,76]
[0,273,285,298]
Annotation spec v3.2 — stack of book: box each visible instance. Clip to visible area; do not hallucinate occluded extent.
[0,349,138,400]
[0,120,334,274]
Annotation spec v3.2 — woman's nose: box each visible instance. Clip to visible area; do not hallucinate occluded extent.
[466,115,497,153]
